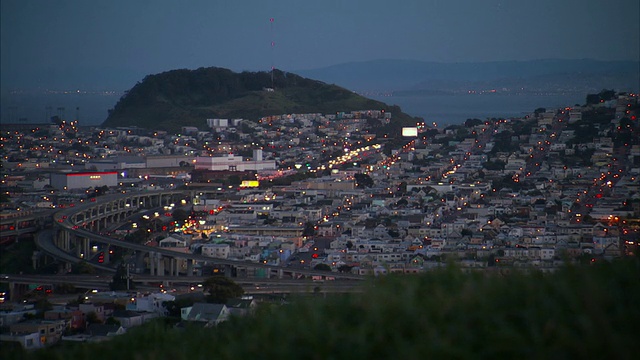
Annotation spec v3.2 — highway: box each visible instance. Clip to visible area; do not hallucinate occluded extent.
[0,274,365,296]
[45,190,365,280]
[35,229,117,273]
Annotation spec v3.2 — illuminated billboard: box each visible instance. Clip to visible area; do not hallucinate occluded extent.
[240,180,260,188]
[402,127,418,137]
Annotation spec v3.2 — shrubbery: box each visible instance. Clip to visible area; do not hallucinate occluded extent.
[13,259,640,360]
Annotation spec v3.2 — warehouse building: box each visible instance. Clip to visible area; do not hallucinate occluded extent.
[195,151,275,172]
[50,171,118,190]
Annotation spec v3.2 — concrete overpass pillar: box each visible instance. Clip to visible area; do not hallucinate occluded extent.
[187,260,193,277]
[83,238,91,259]
[224,264,233,277]
[149,252,155,276]
[65,232,71,252]
[53,231,61,249]
[104,245,110,264]
[9,282,29,302]
[156,254,164,276]
[75,236,82,258]
[278,269,284,279]
[32,251,40,270]
[56,230,64,249]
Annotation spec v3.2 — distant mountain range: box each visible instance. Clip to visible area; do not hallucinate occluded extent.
[102,67,417,132]
[4,59,638,127]
[296,59,640,94]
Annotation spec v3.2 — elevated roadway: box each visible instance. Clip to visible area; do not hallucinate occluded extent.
[45,190,364,280]
[35,229,116,273]
[0,274,364,299]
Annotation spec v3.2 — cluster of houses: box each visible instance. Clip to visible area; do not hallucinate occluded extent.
[141,93,638,276]
[2,93,639,349]
[0,290,257,350]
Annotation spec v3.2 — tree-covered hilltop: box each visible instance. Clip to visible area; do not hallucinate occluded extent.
[102,67,418,132]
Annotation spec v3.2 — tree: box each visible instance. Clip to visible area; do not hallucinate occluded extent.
[34,298,53,312]
[105,317,121,326]
[263,216,277,225]
[423,128,439,137]
[203,275,244,304]
[354,173,374,188]
[302,222,316,237]
[388,229,400,238]
[86,311,101,324]
[483,160,506,171]
[172,208,189,224]
[72,261,95,275]
[396,181,407,195]
[163,298,197,318]
[126,228,151,244]
[54,283,76,294]
[67,295,86,307]
[395,198,408,207]
[464,118,483,128]
[534,107,546,116]
[338,264,353,273]
[314,263,332,272]
[227,174,242,186]
[110,263,134,291]
[95,185,109,197]
[241,122,253,134]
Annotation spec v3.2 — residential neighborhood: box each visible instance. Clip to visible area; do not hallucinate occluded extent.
[1,90,639,348]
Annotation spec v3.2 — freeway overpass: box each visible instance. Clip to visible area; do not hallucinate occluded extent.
[43,190,363,281]
[0,274,363,302]
[0,209,52,245]
[36,229,116,273]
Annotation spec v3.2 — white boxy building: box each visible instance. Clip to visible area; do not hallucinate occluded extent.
[50,171,118,190]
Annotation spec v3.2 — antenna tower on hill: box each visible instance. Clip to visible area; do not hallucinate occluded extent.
[270,17,275,88]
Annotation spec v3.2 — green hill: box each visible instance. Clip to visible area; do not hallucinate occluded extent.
[102,67,417,132]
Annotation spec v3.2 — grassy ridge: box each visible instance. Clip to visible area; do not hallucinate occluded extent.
[14,260,640,359]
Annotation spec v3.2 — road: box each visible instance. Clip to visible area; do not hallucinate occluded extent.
[50,191,365,280]
[0,273,364,297]
[35,229,116,273]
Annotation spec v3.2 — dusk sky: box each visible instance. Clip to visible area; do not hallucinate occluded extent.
[2,0,639,90]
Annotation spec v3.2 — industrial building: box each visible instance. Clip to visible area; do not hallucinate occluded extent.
[50,171,118,190]
[194,150,275,172]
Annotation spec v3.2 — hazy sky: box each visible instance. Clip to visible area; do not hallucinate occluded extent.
[2,0,639,89]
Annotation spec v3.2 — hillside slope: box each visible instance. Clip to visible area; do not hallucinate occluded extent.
[102,67,416,132]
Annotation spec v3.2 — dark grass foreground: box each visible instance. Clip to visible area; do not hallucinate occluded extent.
[13,260,640,359]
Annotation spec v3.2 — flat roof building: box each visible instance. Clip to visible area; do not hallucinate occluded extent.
[50,171,118,190]
[195,154,275,172]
